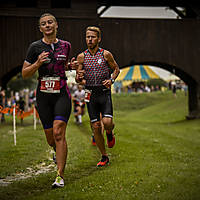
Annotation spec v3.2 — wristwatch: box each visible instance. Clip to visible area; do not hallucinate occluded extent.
[110,78,115,84]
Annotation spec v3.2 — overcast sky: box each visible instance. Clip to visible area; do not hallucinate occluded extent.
[98,6,179,79]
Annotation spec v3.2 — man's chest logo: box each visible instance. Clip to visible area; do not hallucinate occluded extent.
[97,59,102,64]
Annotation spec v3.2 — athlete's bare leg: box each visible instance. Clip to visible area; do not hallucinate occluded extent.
[92,121,107,156]
[102,117,115,148]
[45,121,67,178]
[44,128,55,148]
[91,119,104,136]
[91,113,104,136]
[74,106,81,117]
[100,119,104,134]
[102,117,114,133]
[74,106,82,124]
[53,120,67,178]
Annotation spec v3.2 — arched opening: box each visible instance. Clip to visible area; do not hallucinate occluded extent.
[118,62,199,119]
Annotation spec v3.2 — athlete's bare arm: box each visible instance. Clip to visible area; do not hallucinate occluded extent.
[75,53,86,85]
[22,51,49,79]
[66,57,79,71]
[102,50,120,88]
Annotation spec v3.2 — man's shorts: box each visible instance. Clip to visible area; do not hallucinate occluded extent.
[36,86,72,129]
[86,87,113,123]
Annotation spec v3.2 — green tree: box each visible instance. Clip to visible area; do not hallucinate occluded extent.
[7,73,37,92]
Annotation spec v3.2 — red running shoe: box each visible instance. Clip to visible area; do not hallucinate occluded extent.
[91,135,96,146]
[106,131,115,148]
[97,155,109,167]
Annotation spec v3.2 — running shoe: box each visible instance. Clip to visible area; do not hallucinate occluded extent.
[52,176,64,188]
[91,135,96,146]
[97,155,109,167]
[53,153,57,164]
[106,131,115,148]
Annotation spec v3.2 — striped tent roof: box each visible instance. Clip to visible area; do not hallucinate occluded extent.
[116,65,160,86]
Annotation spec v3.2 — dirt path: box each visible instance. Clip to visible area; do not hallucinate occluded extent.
[0,151,56,186]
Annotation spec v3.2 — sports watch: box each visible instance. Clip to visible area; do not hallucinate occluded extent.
[110,78,115,84]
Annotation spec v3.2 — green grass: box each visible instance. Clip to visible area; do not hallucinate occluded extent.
[0,90,200,200]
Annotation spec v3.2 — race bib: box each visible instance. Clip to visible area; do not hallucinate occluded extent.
[40,77,60,93]
[84,89,92,102]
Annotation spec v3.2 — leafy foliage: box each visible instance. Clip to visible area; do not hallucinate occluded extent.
[7,73,37,92]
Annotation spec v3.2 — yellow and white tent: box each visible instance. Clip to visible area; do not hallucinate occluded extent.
[116,65,160,86]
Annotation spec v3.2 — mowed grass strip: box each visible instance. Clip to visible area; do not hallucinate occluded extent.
[0,90,200,200]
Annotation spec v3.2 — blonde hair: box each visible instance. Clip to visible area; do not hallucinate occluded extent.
[39,13,57,25]
[86,26,101,38]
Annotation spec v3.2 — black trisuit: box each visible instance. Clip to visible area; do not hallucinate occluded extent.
[83,48,113,123]
[25,39,72,129]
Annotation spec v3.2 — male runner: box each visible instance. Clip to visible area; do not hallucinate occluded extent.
[76,26,120,167]
[73,84,85,125]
